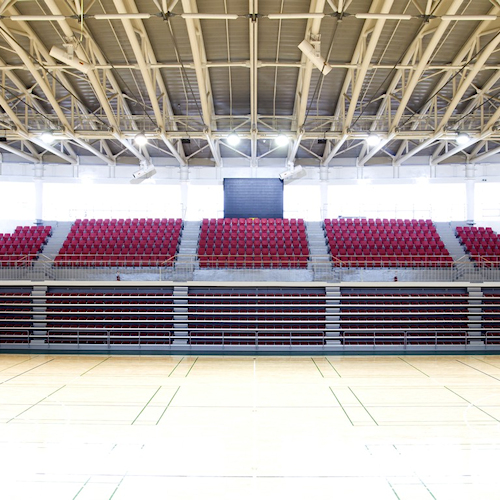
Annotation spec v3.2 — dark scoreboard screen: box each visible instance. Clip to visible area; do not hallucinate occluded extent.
[223,178,284,218]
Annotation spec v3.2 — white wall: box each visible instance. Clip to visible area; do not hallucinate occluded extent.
[0,160,499,224]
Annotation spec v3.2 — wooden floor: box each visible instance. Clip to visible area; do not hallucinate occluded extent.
[0,354,500,499]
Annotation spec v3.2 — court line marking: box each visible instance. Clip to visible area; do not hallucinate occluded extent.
[131,386,162,425]
[7,384,66,423]
[349,387,379,425]
[398,357,430,377]
[311,358,324,377]
[156,386,181,425]
[0,358,55,385]
[168,357,185,376]
[329,387,354,426]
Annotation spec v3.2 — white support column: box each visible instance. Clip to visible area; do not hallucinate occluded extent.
[320,177,328,220]
[180,167,189,219]
[34,165,44,224]
[466,164,476,224]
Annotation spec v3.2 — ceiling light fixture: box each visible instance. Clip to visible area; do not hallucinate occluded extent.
[40,131,55,144]
[226,133,240,146]
[354,13,413,20]
[134,133,148,146]
[366,133,381,147]
[298,39,332,75]
[93,13,152,20]
[441,15,497,21]
[456,132,471,145]
[180,13,239,20]
[275,134,289,147]
[268,13,325,20]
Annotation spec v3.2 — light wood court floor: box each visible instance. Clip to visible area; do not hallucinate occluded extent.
[0,354,500,499]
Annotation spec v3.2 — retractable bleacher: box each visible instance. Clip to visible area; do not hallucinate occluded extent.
[44,289,174,345]
[0,284,492,353]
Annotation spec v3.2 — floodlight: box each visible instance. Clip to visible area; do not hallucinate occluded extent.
[366,133,381,147]
[275,134,289,147]
[226,133,240,146]
[456,132,470,145]
[298,39,332,75]
[49,46,91,74]
[279,164,304,181]
[132,163,156,179]
[134,133,148,146]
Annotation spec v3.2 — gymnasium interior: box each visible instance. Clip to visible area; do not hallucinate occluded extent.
[0,0,500,498]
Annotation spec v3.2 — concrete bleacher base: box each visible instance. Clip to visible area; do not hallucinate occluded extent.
[194,268,313,282]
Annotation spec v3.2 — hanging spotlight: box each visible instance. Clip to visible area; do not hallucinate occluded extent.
[226,133,240,146]
[40,131,55,144]
[134,133,148,146]
[298,39,333,76]
[49,46,91,74]
[366,133,381,147]
[456,132,471,145]
[275,134,289,147]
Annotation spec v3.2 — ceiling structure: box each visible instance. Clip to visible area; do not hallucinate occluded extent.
[1,0,500,168]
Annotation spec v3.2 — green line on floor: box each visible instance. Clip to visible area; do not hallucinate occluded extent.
[131,385,162,425]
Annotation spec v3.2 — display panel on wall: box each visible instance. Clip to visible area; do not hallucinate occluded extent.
[224,178,284,218]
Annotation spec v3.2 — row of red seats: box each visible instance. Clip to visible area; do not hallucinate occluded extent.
[325,218,451,268]
[0,226,51,266]
[54,255,176,267]
[57,219,183,267]
[199,218,309,269]
[456,226,500,265]
[326,218,433,227]
[331,256,453,267]
[199,255,309,268]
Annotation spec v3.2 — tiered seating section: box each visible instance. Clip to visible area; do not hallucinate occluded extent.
[0,292,32,343]
[456,226,500,265]
[482,292,500,344]
[188,290,325,345]
[45,292,174,344]
[0,225,51,266]
[55,218,183,267]
[341,291,469,345]
[324,218,452,267]
[198,218,309,268]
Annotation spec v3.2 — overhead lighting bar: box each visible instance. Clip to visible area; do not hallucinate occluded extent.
[93,13,152,20]
[7,15,66,21]
[354,13,412,20]
[180,13,239,20]
[441,15,498,21]
[268,13,325,20]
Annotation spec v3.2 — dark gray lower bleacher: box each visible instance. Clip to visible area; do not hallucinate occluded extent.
[0,283,497,352]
